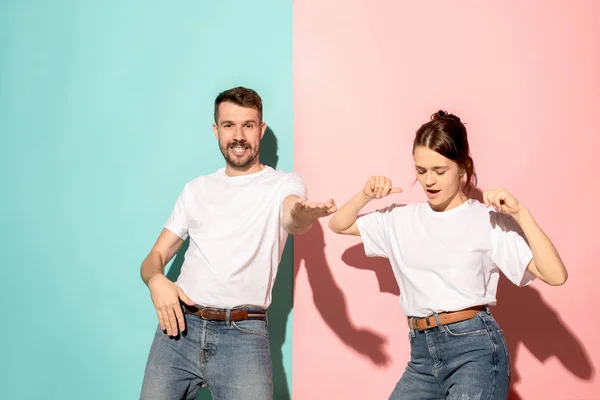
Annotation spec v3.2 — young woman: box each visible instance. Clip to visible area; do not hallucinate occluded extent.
[328,111,567,400]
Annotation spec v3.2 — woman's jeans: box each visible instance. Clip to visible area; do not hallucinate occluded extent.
[390,309,510,400]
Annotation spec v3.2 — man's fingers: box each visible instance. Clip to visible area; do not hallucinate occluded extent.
[177,287,195,306]
[299,198,337,217]
[156,309,166,331]
[166,308,178,336]
[326,199,337,214]
[174,305,186,333]
[292,199,304,211]
[303,201,330,210]
[160,307,173,334]
[390,187,403,194]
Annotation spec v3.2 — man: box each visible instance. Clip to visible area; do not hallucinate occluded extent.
[139,87,336,400]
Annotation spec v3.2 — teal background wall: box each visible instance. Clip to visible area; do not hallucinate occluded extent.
[0,1,294,399]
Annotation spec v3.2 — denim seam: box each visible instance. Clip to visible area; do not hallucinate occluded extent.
[443,312,489,337]
[230,321,269,339]
[425,332,445,392]
[482,317,498,400]
[444,322,488,337]
[497,329,511,378]
[200,319,208,379]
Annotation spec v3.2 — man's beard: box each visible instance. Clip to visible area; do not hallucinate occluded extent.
[219,139,259,169]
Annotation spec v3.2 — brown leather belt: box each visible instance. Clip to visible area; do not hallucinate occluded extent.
[408,306,486,331]
[183,305,266,321]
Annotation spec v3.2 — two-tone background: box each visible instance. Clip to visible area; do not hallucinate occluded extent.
[1,1,598,399]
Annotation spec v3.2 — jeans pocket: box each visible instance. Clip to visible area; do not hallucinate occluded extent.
[444,316,488,337]
[231,319,269,339]
[497,329,511,378]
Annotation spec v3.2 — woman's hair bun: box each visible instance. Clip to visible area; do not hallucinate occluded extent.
[431,110,461,124]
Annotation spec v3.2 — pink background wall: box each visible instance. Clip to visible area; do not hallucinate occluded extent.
[293,1,599,398]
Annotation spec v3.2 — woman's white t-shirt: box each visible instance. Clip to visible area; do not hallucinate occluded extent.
[356,199,535,317]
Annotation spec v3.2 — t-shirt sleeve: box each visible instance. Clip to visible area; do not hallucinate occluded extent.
[355,205,395,258]
[282,172,307,201]
[490,211,536,286]
[164,188,189,240]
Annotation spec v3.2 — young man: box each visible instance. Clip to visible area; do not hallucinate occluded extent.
[139,87,336,400]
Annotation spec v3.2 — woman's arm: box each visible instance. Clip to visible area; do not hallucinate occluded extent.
[484,187,568,286]
[328,176,402,235]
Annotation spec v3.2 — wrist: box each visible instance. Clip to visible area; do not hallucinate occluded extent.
[357,191,373,205]
[290,210,313,230]
[512,205,531,224]
[146,272,165,287]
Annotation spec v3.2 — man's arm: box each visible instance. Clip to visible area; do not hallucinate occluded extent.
[140,229,195,337]
[281,195,337,235]
[141,228,184,284]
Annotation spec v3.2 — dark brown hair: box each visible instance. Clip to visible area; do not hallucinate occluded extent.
[413,110,477,194]
[214,87,263,123]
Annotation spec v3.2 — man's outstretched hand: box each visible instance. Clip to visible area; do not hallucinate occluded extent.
[290,197,338,220]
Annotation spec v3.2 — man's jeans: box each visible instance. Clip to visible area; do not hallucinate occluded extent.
[140,306,272,400]
[390,309,510,400]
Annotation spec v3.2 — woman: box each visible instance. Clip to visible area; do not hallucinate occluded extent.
[328,111,567,400]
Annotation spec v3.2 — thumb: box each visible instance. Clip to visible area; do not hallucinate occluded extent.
[292,197,304,208]
[390,187,403,194]
[364,180,374,194]
[177,287,195,306]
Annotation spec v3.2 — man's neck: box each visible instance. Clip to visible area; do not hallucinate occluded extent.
[224,162,265,177]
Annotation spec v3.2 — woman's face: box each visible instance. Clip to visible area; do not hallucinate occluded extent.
[413,145,465,211]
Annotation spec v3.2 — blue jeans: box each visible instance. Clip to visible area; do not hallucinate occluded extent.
[390,309,510,400]
[140,306,272,400]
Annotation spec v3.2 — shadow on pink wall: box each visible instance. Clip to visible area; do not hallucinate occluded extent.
[294,221,392,367]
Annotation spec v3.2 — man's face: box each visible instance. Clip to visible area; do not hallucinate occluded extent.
[213,102,265,170]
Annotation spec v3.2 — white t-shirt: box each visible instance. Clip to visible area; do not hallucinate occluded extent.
[356,199,535,317]
[164,166,306,309]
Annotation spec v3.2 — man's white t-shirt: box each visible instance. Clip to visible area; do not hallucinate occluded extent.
[356,199,535,317]
[164,166,306,309]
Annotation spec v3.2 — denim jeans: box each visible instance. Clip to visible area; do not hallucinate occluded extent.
[390,309,510,400]
[140,306,272,400]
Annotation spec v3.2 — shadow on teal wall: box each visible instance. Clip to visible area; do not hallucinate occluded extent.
[0,2,294,399]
